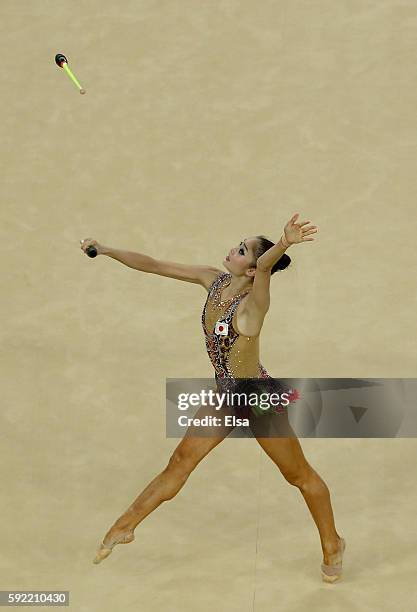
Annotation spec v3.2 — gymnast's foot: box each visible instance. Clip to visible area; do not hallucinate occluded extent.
[93,525,136,565]
[321,535,346,583]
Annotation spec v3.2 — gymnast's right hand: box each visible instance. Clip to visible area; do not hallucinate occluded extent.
[80,238,105,256]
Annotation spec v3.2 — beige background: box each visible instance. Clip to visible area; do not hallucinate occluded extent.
[1,0,416,610]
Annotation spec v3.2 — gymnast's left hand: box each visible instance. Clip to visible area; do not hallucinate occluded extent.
[283,213,318,245]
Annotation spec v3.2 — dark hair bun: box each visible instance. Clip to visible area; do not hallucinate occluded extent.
[272,253,291,274]
[254,236,292,275]
[277,253,291,270]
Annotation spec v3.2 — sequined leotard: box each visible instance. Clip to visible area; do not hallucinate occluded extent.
[201,271,270,383]
[201,271,295,430]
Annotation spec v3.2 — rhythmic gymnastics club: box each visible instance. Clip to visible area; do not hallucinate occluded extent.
[55,53,86,94]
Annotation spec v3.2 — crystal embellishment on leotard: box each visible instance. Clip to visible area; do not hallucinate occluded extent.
[210,274,248,311]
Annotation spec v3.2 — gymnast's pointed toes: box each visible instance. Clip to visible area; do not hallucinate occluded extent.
[92,543,113,565]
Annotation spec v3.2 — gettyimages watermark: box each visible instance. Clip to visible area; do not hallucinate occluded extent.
[176,387,297,413]
[166,378,416,438]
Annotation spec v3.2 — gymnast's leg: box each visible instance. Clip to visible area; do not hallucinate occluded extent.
[93,401,236,563]
[249,411,343,568]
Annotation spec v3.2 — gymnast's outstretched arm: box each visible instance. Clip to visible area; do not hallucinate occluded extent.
[80,238,221,290]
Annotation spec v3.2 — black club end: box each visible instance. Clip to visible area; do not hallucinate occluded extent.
[55,53,68,67]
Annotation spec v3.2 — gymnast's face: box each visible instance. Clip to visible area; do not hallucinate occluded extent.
[223,236,258,277]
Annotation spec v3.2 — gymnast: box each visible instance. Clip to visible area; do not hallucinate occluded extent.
[80,212,345,582]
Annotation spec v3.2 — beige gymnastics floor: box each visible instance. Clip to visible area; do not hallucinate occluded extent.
[1,1,416,610]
